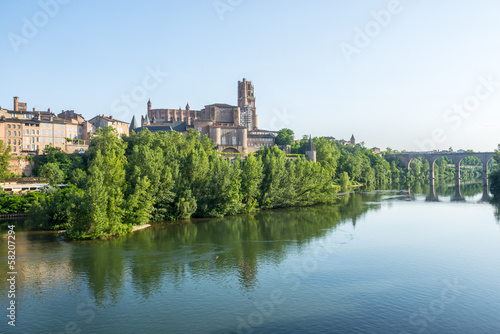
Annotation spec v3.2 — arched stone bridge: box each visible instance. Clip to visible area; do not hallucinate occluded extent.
[387,152,495,201]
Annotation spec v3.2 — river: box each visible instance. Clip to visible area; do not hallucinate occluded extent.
[1,182,500,333]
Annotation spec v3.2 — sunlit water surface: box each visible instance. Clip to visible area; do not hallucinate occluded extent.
[1,186,500,334]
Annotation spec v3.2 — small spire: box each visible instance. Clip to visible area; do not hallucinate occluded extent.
[130,115,138,129]
[306,135,315,152]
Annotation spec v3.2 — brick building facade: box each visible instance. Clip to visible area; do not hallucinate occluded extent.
[131,79,277,153]
[0,97,129,156]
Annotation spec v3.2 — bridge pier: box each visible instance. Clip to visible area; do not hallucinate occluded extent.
[455,161,461,183]
[426,177,438,201]
[482,160,489,188]
[451,160,465,201]
[481,157,490,201]
[452,177,465,202]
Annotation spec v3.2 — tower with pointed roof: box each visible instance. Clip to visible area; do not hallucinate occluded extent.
[143,114,150,126]
[305,135,316,162]
[130,115,139,131]
[350,134,355,146]
[147,99,152,112]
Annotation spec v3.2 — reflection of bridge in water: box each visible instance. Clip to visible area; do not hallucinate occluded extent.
[389,152,494,202]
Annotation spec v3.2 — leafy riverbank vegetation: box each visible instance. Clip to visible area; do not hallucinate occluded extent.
[0,128,494,239]
[25,128,340,239]
[488,146,500,199]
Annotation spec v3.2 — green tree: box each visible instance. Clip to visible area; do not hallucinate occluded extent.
[0,140,12,181]
[275,128,295,146]
[240,154,264,211]
[39,162,65,185]
[339,172,350,191]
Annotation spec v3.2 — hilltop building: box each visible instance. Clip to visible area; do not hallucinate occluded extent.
[130,79,277,153]
[87,115,129,136]
[323,134,356,146]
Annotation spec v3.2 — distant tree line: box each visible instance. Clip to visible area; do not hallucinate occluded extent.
[488,146,500,199]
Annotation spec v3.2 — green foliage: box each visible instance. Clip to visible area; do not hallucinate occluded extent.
[275,128,295,146]
[33,146,86,182]
[0,140,12,182]
[39,162,65,185]
[490,145,500,199]
[339,172,350,191]
[0,191,44,214]
[69,168,87,188]
[240,155,263,212]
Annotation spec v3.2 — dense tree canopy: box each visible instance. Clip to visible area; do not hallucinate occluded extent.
[275,128,295,146]
[27,127,341,239]
[14,128,491,239]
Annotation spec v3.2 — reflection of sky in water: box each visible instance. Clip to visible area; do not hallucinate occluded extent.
[1,191,500,333]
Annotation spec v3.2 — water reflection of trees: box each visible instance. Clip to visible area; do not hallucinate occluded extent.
[408,179,483,197]
[65,193,383,302]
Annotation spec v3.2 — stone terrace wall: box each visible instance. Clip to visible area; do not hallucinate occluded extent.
[9,158,34,176]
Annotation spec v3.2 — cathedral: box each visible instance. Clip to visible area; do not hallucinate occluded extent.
[130,78,277,153]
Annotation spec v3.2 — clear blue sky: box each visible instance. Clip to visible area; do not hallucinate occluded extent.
[1,0,500,151]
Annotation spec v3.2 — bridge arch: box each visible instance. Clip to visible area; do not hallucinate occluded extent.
[388,151,495,197]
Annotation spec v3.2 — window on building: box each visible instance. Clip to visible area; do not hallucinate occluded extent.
[46,123,49,127]
[13,140,16,145]
[43,130,46,135]
[55,130,58,136]
[61,138,64,144]
[17,125,19,129]
[222,137,226,145]
[60,124,63,128]
[7,124,11,128]
[49,130,52,135]
[55,138,58,143]
[43,138,45,143]
[7,140,10,145]
[79,128,82,133]
[232,137,237,145]
[31,130,35,135]
[7,131,10,136]
[61,131,64,136]
[13,147,16,152]
[49,138,52,143]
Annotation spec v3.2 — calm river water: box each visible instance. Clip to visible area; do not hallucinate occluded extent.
[1,183,500,333]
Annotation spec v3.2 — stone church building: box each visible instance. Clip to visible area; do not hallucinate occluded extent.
[130,79,277,153]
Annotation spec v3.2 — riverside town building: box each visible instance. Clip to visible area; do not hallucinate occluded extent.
[0,97,129,156]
